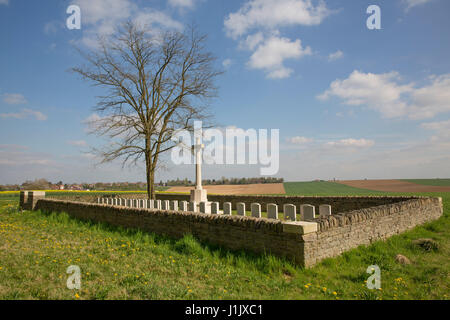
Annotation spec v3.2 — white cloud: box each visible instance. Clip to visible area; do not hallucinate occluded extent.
[421,119,450,132]
[408,74,450,120]
[0,0,9,5]
[224,0,331,39]
[74,0,132,25]
[240,32,265,51]
[225,1,330,80]
[403,0,433,11]
[168,0,195,9]
[0,109,47,121]
[44,21,64,35]
[289,136,313,144]
[328,50,343,61]
[133,9,184,31]
[2,93,27,105]
[318,71,450,119]
[325,138,375,148]
[248,36,311,79]
[222,59,233,68]
[68,140,88,147]
[72,0,183,49]
[421,119,450,141]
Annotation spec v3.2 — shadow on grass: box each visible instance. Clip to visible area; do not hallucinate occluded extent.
[36,208,300,276]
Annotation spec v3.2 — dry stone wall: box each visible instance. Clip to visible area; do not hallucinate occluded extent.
[26,191,443,267]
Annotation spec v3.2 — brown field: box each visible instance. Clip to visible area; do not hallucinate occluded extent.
[166,183,286,195]
[337,179,450,193]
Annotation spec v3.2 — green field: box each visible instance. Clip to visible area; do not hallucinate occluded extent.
[402,179,450,187]
[0,186,449,300]
[284,181,384,195]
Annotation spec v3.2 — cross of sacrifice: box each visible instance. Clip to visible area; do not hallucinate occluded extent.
[190,137,208,204]
[192,137,205,190]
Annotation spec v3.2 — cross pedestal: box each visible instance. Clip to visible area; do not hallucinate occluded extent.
[190,189,208,203]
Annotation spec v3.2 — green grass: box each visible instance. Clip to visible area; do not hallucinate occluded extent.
[402,179,450,187]
[0,189,449,300]
[284,181,384,195]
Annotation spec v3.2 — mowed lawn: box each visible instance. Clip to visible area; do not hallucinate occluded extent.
[0,187,449,300]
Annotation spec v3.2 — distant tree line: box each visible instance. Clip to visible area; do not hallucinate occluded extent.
[163,177,284,186]
[0,177,284,191]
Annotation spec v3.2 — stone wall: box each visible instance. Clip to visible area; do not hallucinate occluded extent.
[27,192,443,267]
[32,198,316,265]
[302,197,443,266]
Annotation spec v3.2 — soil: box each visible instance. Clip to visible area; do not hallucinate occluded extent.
[166,183,286,195]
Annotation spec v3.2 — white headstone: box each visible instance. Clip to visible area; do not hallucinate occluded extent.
[267,203,278,220]
[199,202,209,214]
[319,205,332,217]
[162,200,170,210]
[237,203,246,216]
[155,200,162,210]
[147,200,154,209]
[138,199,145,208]
[223,202,232,215]
[170,200,179,211]
[251,203,261,218]
[302,204,316,220]
[189,201,197,212]
[211,202,220,214]
[180,201,188,212]
[284,204,297,221]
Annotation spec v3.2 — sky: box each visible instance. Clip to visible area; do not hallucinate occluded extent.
[1,0,450,184]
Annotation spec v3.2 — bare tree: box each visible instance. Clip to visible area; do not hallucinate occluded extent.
[72,22,221,199]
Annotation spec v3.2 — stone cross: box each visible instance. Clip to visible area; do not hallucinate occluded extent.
[190,137,208,204]
[192,137,205,190]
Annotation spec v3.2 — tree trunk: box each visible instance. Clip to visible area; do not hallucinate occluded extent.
[145,145,155,200]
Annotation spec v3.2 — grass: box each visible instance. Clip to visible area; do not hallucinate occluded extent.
[284,181,385,195]
[0,189,449,300]
[402,179,450,187]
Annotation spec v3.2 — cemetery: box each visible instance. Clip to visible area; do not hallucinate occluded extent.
[17,136,444,268]
[20,188,443,267]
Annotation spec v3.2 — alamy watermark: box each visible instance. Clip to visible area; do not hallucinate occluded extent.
[66,5,81,30]
[367,5,381,30]
[366,265,381,290]
[66,265,81,290]
[170,121,280,176]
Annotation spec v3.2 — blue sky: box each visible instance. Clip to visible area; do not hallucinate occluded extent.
[1,0,450,184]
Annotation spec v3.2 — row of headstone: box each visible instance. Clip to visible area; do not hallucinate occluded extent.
[233,202,331,221]
[97,198,332,221]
